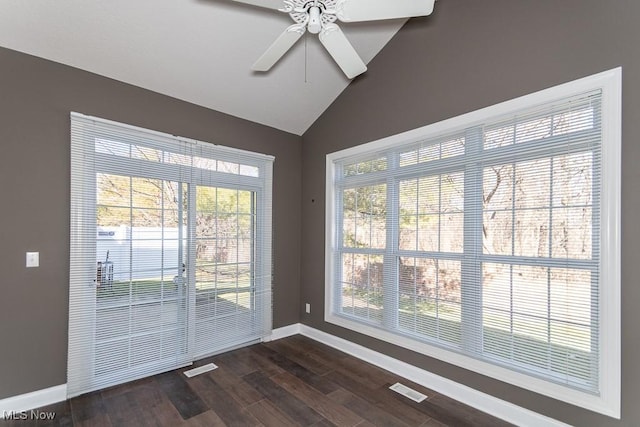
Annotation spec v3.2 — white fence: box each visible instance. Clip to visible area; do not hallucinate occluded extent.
[97,226,184,282]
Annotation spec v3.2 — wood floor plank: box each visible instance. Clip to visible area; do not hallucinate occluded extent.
[420,418,448,427]
[287,335,348,366]
[422,393,512,427]
[384,386,485,427]
[309,419,338,427]
[189,373,262,426]
[327,387,411,427]
[243,370,324,426]
[214,351,259,377]
[203,365,263,407]
[325,370,431,426]
[102,383,156,426]
[332,357,398,390]
[326,387,353,404]
[105,376,184,427]
[133,383,186,427]
[70,391,112,427]
[182,410,228,427]
[246,399,299,427]
[265,338,333,376]
[99,375,156,400]
[155,370,208,420]
[354,419,378,427]
[235,345,286,377]
[271,371,363,427]
[249,344,341,395]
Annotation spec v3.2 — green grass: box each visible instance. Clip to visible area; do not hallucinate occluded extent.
[98,277,255,312]
[97,279,168,301]
[342,291,594,384]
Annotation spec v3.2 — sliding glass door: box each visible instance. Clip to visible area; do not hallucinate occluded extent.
[94,175,190,386]
[193,185,263,357]
[68,113,273,397]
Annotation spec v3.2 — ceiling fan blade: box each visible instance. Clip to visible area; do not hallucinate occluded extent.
[252,24,306,72]
[319,24,367,79]
[228,0,284,11]
[335,0,435,22]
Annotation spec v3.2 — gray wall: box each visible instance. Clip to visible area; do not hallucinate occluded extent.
[0,47,301,399]
[301,0,639,425]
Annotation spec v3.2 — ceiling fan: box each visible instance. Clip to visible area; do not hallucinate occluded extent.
[230,0,436,79]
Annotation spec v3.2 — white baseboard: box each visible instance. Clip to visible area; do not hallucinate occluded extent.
[264,323,301,342]
[0,384,67,418]
[270,323,569,427]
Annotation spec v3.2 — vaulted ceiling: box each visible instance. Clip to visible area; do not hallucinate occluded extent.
[0,0,406,135]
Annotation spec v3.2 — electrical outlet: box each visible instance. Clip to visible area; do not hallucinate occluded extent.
[305,303,311,314]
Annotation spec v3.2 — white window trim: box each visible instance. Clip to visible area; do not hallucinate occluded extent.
[325,68,621,418]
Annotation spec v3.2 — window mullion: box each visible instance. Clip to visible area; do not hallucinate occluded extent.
[461,128,484,355]
[383,152,399,331]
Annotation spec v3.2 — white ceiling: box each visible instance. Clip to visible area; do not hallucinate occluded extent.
[0,0,406,135]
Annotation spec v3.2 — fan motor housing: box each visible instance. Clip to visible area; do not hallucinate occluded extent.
[288,0,338,28]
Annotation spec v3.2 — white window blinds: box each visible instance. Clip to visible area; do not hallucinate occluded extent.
[68,113,273,397]
[325,69,621,416]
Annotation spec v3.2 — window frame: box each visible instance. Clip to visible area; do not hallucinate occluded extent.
[325,68,621,417]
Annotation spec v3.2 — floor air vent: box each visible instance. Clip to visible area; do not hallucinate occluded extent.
[389,382,428,403]
[183,363,218,378]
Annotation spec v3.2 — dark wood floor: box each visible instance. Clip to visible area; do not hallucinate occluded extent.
[1,335,512,426]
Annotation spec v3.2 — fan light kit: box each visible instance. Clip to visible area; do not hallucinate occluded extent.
[232,0,436,79]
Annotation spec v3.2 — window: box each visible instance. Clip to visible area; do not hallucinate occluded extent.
[325,69,621,417]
